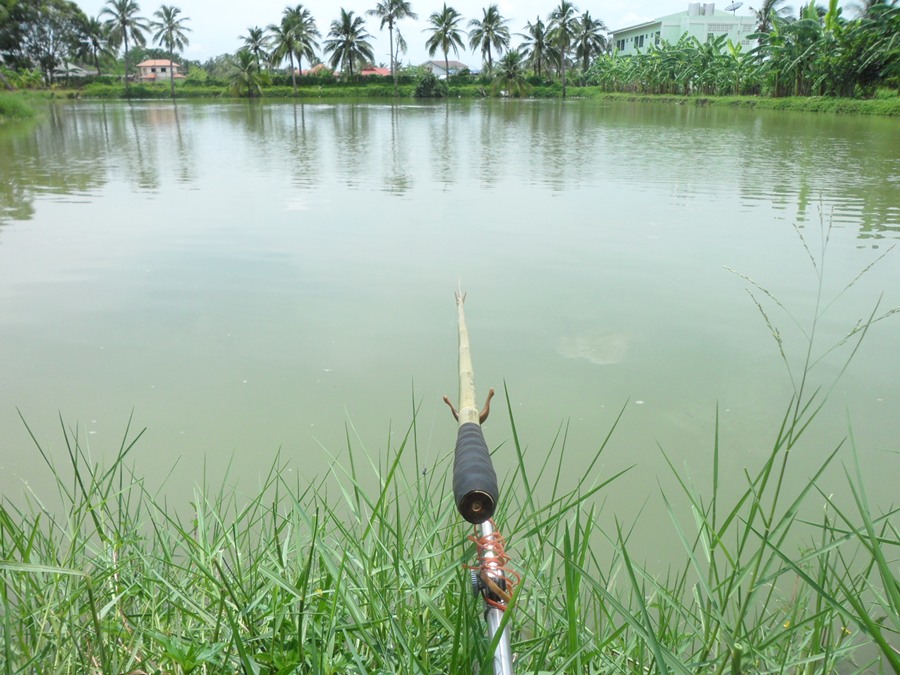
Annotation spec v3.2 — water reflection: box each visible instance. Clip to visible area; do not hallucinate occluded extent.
[0,100,897,240]
[1,98,898,513]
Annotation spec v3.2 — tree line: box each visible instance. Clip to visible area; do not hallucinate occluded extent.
[1,0,897,99]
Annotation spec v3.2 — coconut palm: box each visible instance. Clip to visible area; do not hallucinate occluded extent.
[150,4,191,98]
[548,0,579,97]
[367,0,418,96]
[467,4,510,75]
[229,48,265,97]
[323,8,374,78]
[492,47,530,96]
[849,0,898,17]
[268,21,297,93]
[101,0,149,95]
[240,26,270,70]
[519,16,552,79]
[424,3,466,81]
[78,16,114,76]
[573,11,607,76]
[753,0,794,33]
[283,5,320,75]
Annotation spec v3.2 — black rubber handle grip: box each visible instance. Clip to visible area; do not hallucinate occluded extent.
[453,422,499,524]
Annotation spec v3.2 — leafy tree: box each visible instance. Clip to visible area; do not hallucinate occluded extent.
[519,15,553,79]
[240,26,270,70]
[572,11,607,77]
[323,8,373,78]
[467,4,510,75]
[367,0,417,96]
[424,3,465,81]
[7,0,88,84]
[492,47,530,96]
[101,0,148,94]
[548,0,579,97]
[150,4,190,98]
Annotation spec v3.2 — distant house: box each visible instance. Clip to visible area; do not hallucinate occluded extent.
[136,59,184,83]
[420,60,468,79]
[610,3,756,55]
[299,63,332,76]
[52,63,97,79]
[360,66,391,77]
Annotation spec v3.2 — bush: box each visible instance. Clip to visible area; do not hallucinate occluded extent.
[413,72,447,98]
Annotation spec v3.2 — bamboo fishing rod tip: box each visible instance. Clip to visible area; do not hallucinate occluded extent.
[444,388,495,424]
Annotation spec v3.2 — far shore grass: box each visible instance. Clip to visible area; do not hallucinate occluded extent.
[15,83,900,117]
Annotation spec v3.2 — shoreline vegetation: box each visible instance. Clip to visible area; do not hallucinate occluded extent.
[3,0,898,121]
[2,223,899,672]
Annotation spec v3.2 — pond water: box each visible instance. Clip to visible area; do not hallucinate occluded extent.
[1,99,898,553]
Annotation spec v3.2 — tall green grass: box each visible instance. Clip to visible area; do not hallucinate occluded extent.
[1,218,897,673]
[0,93,35,122]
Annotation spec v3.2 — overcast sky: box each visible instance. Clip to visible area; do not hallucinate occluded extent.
[74,0,852,66]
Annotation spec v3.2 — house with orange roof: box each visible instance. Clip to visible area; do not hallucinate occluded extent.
[360,66,391,77]
[299,64,331,76]
[136,59,184,83]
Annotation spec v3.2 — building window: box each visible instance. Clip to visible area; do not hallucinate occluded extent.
[151,67,156,72]
[161,67,167,73]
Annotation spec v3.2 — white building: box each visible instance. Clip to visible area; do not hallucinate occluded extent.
[420,60,469,79]
[610,3,757,55]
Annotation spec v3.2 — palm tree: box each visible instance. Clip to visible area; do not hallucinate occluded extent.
[101,0,149,95]
[323,9,374,78]
[572,11,607,77]
[424,3,466,81]
[520,16,552,79]
[240,26,270,70]
[753,0,794,33]
[229,48,265,97]
[492,48,530,96]
[367,0,418,96]
[268,20,298,94]
[548,0,579,97]
[78,16,114,76]
[849,0,898,18]
[283,5,321,75]
[151,5,191,98]
[467,4,510,75]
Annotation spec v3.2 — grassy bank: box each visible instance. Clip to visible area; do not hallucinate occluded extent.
[1,384,897,673]
[0,93,35,123]
[564,90,900,116]
[61,82,900,116]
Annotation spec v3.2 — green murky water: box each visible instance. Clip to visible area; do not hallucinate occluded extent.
[1,100,898,543]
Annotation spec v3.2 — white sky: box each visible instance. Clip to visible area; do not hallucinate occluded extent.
[74,0,853,66]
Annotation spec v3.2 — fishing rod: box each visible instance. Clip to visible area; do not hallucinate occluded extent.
[444,292,517,675]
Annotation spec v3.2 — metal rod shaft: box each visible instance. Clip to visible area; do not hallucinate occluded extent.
[479,519,515,675]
